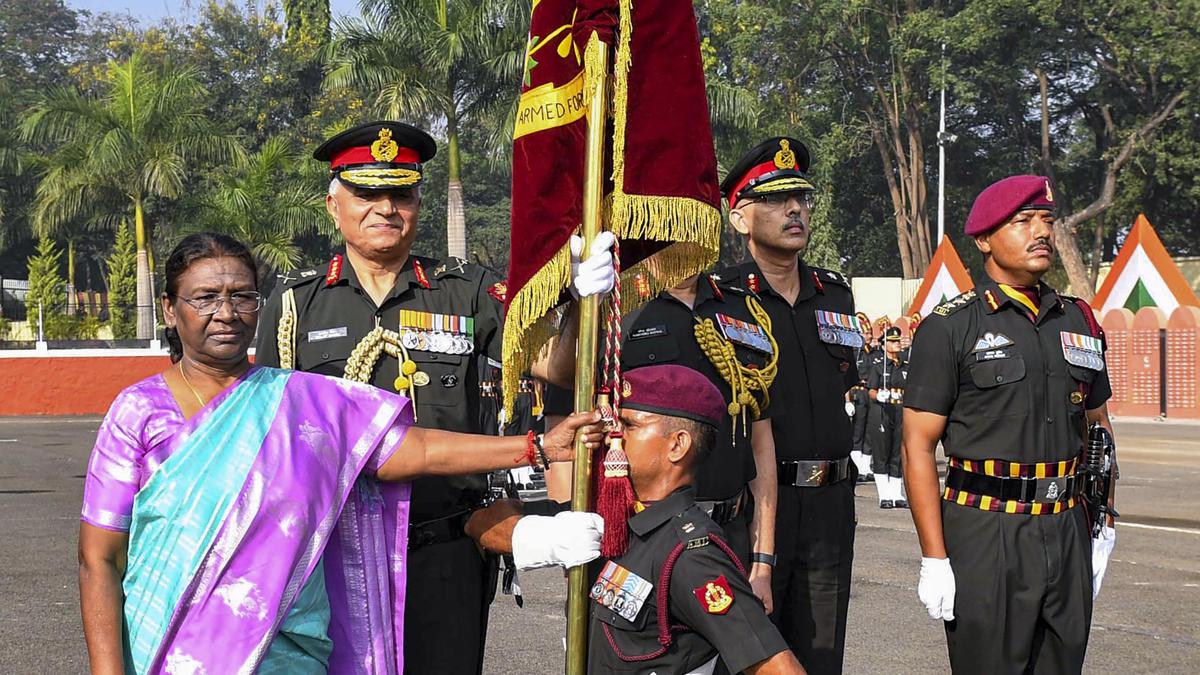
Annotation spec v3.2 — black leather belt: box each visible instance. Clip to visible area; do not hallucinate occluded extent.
[945,466,1079,504]
[408,510,472,551]
[778,458,852,487]
[697,489,749,525]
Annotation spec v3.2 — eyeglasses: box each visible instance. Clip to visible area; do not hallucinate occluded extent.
[746,192,816,209]
[178,291,263,316]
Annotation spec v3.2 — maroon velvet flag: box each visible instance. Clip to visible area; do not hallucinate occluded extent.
[503,0,722,414]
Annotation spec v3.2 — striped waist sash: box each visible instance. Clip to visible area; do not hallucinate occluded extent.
[943,456,1080,515]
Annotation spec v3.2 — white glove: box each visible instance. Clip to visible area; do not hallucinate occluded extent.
[570,232,616,299]
[876,390,891,403]
[918,557,956,621]
[845,401,856,417]
[1091,525,1116,600]
[511,511,604,570]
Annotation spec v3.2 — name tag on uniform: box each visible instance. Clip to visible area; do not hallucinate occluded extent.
[629,324,668,341]
[590,561,653,622]
[307,326,348,342]
[399,309,475,355]
[815,310,864,349]
[715,314,773,354]
[1060,332,1104,371]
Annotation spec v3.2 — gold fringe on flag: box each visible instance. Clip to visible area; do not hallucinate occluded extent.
[501,244,571,419]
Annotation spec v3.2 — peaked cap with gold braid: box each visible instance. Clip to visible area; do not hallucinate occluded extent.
[314,121,437,190]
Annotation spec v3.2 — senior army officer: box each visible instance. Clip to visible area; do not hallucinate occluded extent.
[255,121,504,674]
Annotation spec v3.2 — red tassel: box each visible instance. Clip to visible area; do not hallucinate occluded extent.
[598,433,635,558]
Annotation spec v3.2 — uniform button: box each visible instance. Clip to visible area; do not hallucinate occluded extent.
[648,354,656,361]
[322,352,330,359]
[995,375,1004,383]
[1046,417,1054,423]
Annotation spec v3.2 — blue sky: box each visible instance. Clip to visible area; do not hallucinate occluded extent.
[67,0,360,23]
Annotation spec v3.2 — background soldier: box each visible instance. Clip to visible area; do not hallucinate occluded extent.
[254,121,506,674]
[720,137,859,675]
[902,175,1118,673]
[866,326,908,509]
[849,312,874,483]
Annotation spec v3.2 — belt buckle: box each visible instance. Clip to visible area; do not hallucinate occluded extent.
[804,462,827,486]
[1035,476,1069,503]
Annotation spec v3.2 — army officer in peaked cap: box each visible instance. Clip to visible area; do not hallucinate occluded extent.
[254,120,506,674]
[902,175,1118,673]
[718,137,862,675]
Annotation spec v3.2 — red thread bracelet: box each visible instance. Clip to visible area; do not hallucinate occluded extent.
[524,430,539,467]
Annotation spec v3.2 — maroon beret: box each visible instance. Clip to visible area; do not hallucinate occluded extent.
[965,175,1056,236]
[621,365,725,428]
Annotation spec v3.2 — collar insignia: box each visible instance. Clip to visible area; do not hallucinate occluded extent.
[325,255,343,286]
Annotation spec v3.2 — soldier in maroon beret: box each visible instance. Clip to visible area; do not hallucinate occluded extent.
[902,175,1118,673]
[468,365,805,674]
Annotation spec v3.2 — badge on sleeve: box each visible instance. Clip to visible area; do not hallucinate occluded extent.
[693,575,735,615]
[1060,332,1105,371]
[814,310,865,348]
[590,561,653,622]
[715,313,773,354]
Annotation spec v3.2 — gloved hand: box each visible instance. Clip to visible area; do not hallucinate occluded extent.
[570,231,616,299]
[876,390,891,403]
[845,401,856,417]
[511,511,604,570]
[1091,525,1116,600]
[918,557,956,621]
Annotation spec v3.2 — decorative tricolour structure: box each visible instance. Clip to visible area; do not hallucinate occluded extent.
[907,236,974,317]
[1093,214,1200,316]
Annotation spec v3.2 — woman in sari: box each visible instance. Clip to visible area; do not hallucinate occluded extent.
[79,233,603,674]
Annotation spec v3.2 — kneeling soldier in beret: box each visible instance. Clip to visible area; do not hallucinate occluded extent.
[902,175,1118,674]
[469,365,805,674]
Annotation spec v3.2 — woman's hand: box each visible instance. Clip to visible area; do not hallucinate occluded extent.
[542,410,606,462]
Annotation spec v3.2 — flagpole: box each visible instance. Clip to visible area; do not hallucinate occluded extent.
[937,43,946,245]
[566,35,609,675]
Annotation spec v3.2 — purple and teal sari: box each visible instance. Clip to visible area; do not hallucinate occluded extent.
[82,366,414,674]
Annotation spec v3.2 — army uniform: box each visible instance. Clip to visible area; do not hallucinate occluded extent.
[865,329,909,508]
[254,121,505,674]
[616,273,779,565]
[723,258,859,674]
[905,277,1111,672]
[849,339,876,480]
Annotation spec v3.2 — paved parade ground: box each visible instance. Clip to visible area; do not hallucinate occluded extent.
[1,416,1197,673]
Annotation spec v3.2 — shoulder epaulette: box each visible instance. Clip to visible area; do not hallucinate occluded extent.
[811,266,851,289]
[932,289,977,316]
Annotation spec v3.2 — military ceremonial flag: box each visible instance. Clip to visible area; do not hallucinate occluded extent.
[502,0,722,414]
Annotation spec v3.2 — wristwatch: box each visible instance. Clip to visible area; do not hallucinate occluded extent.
[751,552,777,567]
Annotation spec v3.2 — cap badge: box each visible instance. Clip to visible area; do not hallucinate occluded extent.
[1045,180,1054,202]
[370,128,400,162]
[621,378,633,399]
[773,139,796,170]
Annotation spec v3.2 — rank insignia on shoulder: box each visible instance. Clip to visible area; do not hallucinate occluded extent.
[694,575,735,615]
[590,561,653,623]
[488,281,507,303]
[686,536,710,550]
[434,256,467,278]
[933,290,976,316]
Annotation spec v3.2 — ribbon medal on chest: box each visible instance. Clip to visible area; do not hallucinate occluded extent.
[815,310,865,349]
[1060,332,1104,371]
[399,309,475,355]
[715,313,773,354]
[590,560,653,623]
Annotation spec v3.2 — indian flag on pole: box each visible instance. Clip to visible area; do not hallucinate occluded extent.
[907,236,974,317]
[1093,214,1200,316]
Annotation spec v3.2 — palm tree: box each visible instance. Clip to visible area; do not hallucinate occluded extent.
[326,0,528,259]
[189,136,326,279]
[22,52,241,338]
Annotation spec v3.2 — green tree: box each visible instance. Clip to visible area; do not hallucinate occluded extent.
[107,221,137,339]
[284,0,330,48]
[191,136,326,278]
[326,0,528,259]
[26,236,65,335]
[22,52,242,338]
